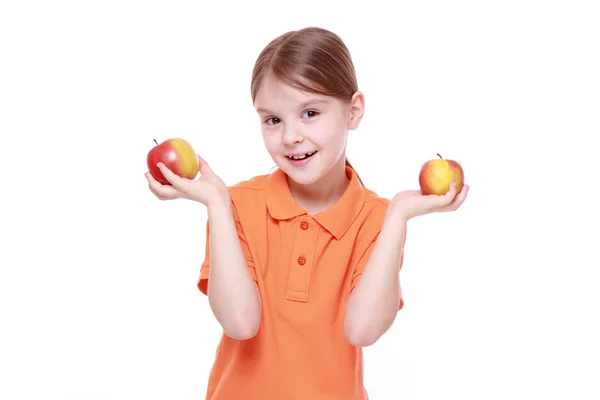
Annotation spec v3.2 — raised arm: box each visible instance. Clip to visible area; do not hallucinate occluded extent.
[206,195,262,340]
[344,203,406,347]
[345,183,469,347]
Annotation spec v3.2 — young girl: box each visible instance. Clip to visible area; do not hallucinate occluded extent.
[145,27,468,400]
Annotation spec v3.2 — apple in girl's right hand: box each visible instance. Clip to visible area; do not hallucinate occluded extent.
[419,153,464,195]
[147,138,199,185]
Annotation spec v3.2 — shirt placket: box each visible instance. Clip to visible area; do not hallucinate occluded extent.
[285,218,318,303]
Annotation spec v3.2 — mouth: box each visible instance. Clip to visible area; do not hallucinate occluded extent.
[286,151,317,161]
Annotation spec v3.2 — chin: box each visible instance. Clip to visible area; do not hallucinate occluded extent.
[282,167,320,185]
[288,172,321,186]
[275,159,324,186]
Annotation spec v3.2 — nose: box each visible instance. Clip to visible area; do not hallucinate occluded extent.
[282,124,304,146]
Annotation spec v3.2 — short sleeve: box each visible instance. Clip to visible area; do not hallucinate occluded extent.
[350,228,407,310]
[197,201,257,295]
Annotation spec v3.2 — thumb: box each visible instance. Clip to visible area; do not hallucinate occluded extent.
[439,182,458,205]
[197,154,214,175]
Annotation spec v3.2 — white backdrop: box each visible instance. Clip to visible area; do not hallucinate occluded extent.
[1,1,599,399]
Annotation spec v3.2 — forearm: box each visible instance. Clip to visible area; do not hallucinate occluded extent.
[344,204,406,347]
[206,195,261,340]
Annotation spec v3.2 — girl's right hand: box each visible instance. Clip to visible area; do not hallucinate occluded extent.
[145,155,228,207]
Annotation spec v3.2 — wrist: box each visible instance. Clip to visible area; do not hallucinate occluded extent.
[207,190,231,213]
[386,201,410,225]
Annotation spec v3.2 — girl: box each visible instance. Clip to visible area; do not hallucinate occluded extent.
[145,27,468,400]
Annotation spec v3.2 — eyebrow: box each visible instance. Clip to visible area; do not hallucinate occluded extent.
[255,98,329,114]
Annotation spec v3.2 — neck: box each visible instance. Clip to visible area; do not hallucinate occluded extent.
[287,157,350,215]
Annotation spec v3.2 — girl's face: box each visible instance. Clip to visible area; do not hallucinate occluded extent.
[254,76,364,187]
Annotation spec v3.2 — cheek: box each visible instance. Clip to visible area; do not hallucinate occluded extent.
[261,131,280,154]
[318,121,347,150]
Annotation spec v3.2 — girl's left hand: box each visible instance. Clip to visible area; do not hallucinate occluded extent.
[390,182,469,221]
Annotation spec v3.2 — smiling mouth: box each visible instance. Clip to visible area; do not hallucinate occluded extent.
[286,151,317,161]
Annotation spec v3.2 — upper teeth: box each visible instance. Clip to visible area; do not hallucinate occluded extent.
[290,151,316,160]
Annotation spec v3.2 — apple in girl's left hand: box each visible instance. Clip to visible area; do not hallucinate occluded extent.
[419,153,464,196]
[147,138,199,185]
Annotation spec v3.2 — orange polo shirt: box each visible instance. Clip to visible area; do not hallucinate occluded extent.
[198,166,406,400]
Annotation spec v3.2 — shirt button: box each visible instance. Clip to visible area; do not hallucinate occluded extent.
[300,221,309,230]
[297,255,306,265]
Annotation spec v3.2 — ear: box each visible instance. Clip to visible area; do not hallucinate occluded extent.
[348,91,365,130]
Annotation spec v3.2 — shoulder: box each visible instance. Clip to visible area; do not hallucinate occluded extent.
[362,187,391,224]
[348,186,391,245]
[225,173,271,214]
[227,173,270,195]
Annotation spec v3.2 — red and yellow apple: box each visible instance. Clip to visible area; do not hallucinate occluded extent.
[147,138,199,185]
[419,153,464,195]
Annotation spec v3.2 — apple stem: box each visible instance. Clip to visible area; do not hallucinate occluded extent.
[437,153,442,159]
[153,139,158,146]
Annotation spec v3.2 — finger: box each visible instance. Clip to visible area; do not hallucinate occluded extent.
[146,172,180,199]
[197,154,214,176]
[447,182,459,198]
[149,184,169,200]
[441,184,469,212]
[147,177,170,200]
[146,172,172,199]
[432,182,458,207]
[156,162,189,191]
[453,184,469,206]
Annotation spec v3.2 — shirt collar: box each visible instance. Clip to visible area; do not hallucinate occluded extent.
[265,166,367,240]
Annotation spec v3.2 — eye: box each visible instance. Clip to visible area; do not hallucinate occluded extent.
[265,117,281,125]
[302,110,319,119]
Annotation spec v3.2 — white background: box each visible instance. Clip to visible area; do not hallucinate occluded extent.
[1,0,599,399]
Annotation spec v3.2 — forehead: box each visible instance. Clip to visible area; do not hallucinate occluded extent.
[254,75,329,113]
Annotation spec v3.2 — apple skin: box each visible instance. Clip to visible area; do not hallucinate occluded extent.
[147,138,199,185]
[419,154,464,195]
